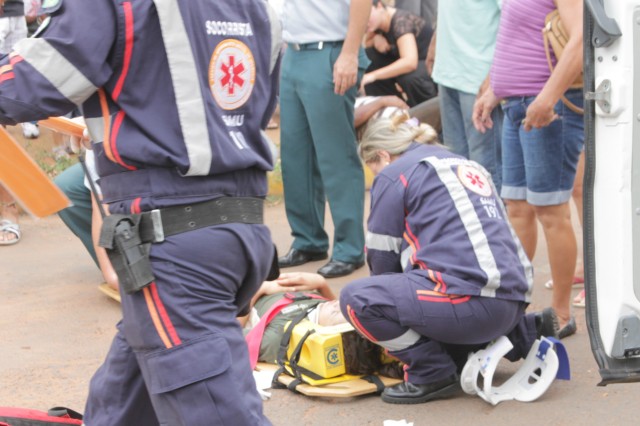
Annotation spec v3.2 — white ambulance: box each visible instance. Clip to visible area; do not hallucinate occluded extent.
[586,0,640,383]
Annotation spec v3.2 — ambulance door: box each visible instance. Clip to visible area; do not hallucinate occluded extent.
[584,0,640,384]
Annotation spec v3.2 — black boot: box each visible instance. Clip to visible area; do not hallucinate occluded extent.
[535,307,560,339]
[317,259,365,278]
[381,375,460,404]
[278,248,328,268]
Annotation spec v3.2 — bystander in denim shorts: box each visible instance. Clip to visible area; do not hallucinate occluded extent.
[500,89,584,206]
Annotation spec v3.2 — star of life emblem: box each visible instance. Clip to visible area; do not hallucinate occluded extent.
[457,164,493,197]
[209,39,256,110]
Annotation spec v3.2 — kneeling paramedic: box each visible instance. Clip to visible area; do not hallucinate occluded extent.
[340,114,560,404]
[0,0,282,424]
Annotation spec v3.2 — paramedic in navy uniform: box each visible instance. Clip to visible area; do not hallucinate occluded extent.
[340,115,557,404]
[0,0,281,424]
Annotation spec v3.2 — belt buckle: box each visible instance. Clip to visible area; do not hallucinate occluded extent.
[149,209,165,243]
[291,42,323,51]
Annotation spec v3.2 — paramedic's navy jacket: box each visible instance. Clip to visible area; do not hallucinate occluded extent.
[0,1,281,424]
[0,0,280,212]
[366,143,532,301]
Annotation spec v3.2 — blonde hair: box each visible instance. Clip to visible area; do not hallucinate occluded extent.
[358,114,439,163]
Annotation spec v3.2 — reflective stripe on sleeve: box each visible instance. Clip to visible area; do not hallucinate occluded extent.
[85,116,105,144]
[400,246,412,270]
[153,0,212,176]
[14,38,97,105]
[423,156,502,297]
[366,231,403,254]
[377,329,421,352]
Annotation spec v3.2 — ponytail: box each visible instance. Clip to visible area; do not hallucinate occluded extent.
[358,114,439,163]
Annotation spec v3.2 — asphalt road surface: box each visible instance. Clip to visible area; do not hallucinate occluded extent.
[1,198,638,425]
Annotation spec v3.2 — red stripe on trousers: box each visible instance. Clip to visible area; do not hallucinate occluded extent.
[113,2,134,100]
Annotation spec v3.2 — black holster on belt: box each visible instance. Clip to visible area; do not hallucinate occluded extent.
[97,197,276,295]
[99,214,155,294]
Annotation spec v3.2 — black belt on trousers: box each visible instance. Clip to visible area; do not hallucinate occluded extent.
[137,196,264,243]
[288,41,343,51]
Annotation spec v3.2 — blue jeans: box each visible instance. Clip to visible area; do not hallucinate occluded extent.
[500,89,584,206]
[439,84,503,193]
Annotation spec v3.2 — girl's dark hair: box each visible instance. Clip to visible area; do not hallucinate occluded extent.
[342,331,404,379]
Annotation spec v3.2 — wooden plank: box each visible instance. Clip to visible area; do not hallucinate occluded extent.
[256,362,402,398]
[98,283,121,303]
[0,126,70,218]
[38,116,85,138]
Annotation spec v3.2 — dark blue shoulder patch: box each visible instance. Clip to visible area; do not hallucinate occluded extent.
[40,0,63,15]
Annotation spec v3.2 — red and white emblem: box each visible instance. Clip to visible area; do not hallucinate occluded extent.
[209,40,256,110]
[457,164,493,197]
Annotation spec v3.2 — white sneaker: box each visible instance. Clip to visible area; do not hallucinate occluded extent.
[22,122,40,139]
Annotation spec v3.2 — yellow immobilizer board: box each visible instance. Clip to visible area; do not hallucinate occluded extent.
[255,362,402,398]
[0,125,70,217]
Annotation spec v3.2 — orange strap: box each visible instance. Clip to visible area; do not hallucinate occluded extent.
[542,11,584,115]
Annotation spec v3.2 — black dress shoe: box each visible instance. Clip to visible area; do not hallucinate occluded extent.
[317,259,365,278]
[278,248,328,268]
[381,375,460,404]
[535,307,560,339]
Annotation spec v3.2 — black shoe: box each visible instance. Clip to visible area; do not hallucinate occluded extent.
[278,248,328,268]
[317,259,364,278]
[558,316,577,339]
[535,307,560,339]
[381,375,460,404]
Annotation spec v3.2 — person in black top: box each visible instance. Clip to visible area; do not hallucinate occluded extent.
[361,0,437,106]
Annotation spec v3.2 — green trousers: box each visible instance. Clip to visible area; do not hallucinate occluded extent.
[55,162,97,266]
[279,44,368,263]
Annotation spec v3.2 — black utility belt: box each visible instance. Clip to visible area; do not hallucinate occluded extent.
[98,197,264,295]
[137,196,264,243]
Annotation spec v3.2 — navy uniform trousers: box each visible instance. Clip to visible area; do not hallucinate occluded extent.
[340,273,537,384]
[84,223,273,426]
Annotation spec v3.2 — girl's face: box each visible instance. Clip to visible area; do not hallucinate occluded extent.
[317,300,347,327]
